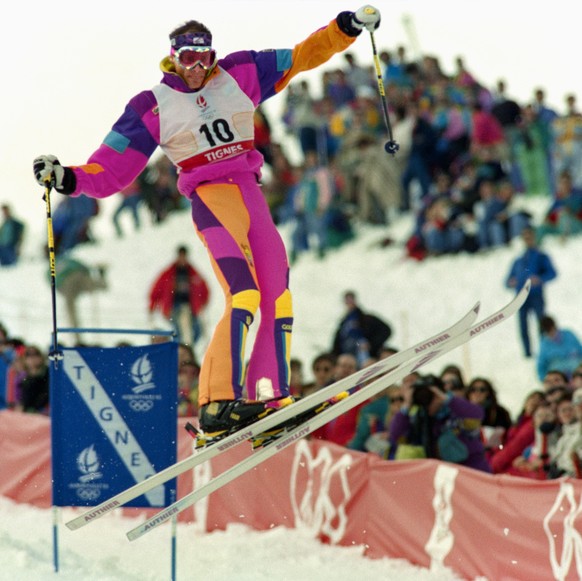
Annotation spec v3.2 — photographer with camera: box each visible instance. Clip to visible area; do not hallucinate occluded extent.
[388,374,492,473]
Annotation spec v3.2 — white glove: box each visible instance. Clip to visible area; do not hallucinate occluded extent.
[33,154,75,194]
[353,5,381,32]
[33,155,65,188]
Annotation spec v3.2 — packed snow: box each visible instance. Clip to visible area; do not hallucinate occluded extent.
[0,495,470,581]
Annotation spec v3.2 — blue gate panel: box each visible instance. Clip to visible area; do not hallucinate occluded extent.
[51,342,178,508]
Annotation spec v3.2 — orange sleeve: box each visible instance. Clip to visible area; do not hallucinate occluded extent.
[274,19,357,94]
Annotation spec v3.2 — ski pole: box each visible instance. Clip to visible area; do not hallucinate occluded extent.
[42,182,63,367]
[369,30,399,156]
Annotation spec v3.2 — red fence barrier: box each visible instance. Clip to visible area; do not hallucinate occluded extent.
[2,410,581,580]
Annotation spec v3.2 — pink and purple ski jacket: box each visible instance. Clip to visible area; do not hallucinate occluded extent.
[64,16,358,405]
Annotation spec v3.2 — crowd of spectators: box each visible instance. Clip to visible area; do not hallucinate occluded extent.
[0,324,49,414]
[3,42,582,479]
[5,44,581,266]
[283,345,582,480]
[264,49,582,261]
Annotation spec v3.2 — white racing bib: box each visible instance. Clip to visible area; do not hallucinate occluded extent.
[153,68,255,170]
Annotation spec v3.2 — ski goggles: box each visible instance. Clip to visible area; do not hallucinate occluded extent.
[172,46,217,70]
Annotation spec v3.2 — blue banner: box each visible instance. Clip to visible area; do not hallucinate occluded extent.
[51,342,178,508]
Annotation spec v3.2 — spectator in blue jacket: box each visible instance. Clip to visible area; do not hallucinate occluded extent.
[0,204,25,267]
[474,179,508,249]
[290,151,335,262]
[506,226,557,357]
[537,315,582,381]
[52,195,99,255]
[400,101,438,212]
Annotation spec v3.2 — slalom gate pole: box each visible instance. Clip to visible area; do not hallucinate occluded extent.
[43,183,63,368]
[52,506,60,572]
[171,515,177,581]
[369,30,399,156]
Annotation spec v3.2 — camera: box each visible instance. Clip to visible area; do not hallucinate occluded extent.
[411,375,443,408]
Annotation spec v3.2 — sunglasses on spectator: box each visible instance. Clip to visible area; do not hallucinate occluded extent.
[469,386,489,394]
[390,396,404,404]
[172,46,216,70]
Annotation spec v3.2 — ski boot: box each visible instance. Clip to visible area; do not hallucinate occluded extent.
[192,397,294,449]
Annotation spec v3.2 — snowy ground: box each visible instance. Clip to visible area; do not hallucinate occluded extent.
[1,195,579,580]
[0,496,466,581]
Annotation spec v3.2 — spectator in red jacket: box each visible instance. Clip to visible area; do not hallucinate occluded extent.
[149,245,209,348]
[311,353,366,446]
[489,390,546,474]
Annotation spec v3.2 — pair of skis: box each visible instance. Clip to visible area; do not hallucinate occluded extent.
[65,281,530,541]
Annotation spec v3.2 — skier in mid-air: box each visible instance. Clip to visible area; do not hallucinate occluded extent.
[33,6,381,441]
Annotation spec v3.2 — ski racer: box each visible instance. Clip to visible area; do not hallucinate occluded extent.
[33,6,381,441]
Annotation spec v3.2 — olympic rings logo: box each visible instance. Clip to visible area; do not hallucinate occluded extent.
[129,399,154,412]
[76,487,101,502]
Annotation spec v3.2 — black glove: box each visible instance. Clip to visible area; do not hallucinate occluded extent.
[336,11,362,37]
[33,155,76,194]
